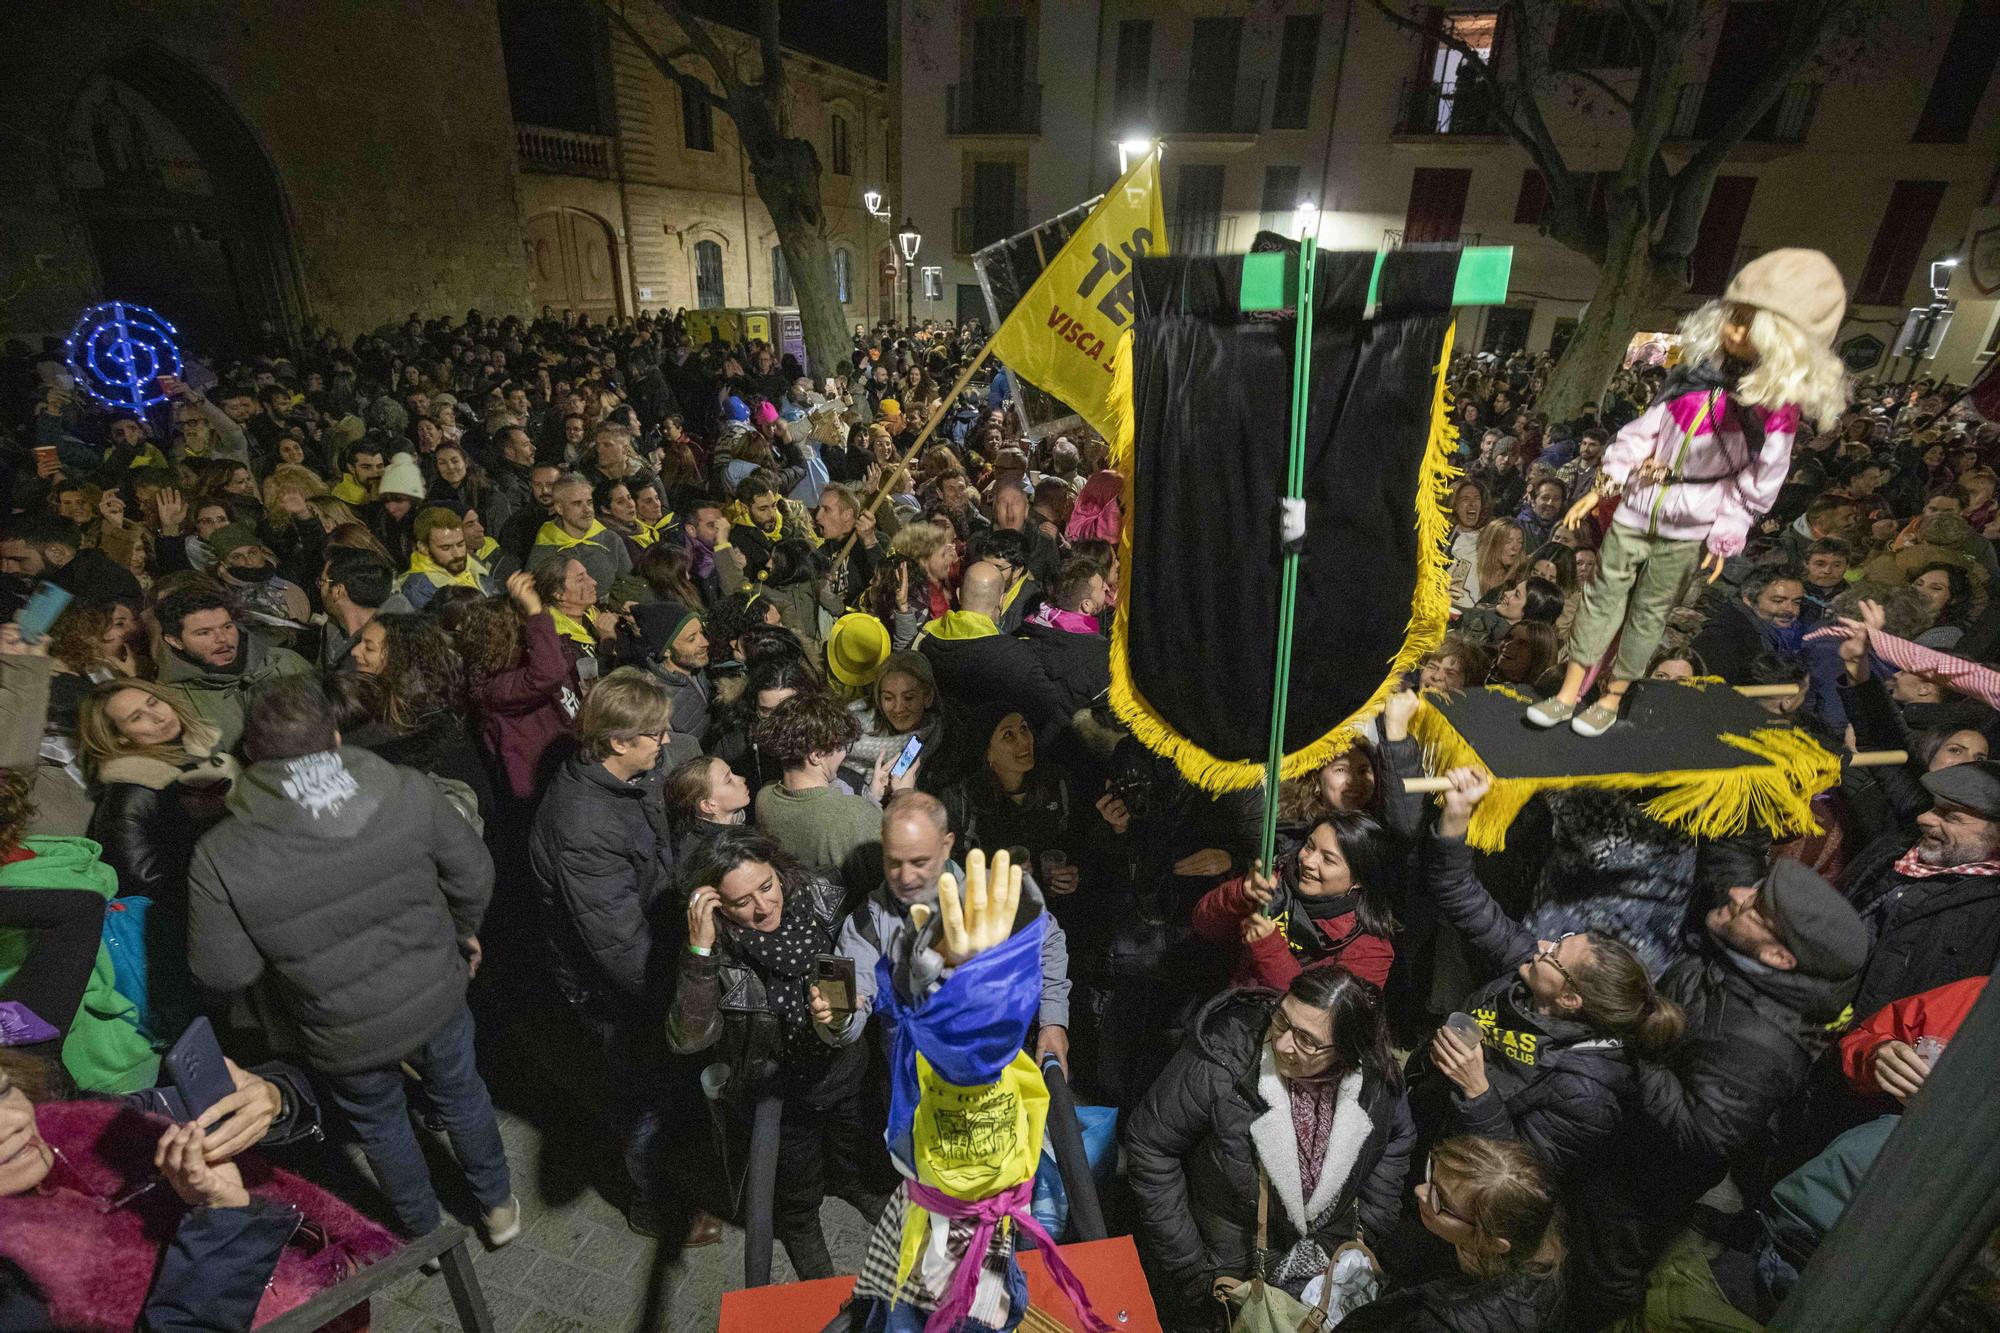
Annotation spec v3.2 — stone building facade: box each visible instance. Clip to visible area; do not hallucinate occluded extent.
[0,1,891,353]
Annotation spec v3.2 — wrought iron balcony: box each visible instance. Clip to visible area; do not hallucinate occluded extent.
[516,125,615,178]
[1393,78,1501,136]
[946,82,1043,136]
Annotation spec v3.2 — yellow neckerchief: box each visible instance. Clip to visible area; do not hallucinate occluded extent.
[124,443,170,471]
[921,610,998,641]
[632,514,675,548]
[331,476,367,505]
[535,517,609,550]
[474,536,501,562]
[727,500,786,544]
[407,547,489,589]
[548,608,597,649]
[1001,572,1029,613]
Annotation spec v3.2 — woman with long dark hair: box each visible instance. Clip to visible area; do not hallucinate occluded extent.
[445,573,580,806]
[669,827,890,1279]
[1128,966,1414,1328]
[1192,810,1400,990]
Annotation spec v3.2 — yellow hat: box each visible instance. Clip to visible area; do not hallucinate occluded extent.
[880,398,902,417]
[827,612,891,687]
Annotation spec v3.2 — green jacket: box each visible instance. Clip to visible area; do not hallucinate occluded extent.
[158,634,312,752]
[0,836,160,1093]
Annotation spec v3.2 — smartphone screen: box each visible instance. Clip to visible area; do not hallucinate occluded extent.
[815,954,857,1011]
[890,734,923,779]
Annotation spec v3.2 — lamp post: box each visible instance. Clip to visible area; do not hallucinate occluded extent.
[897,216,922,332]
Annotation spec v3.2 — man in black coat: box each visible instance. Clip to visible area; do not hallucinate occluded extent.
[0,513,141,606]
[526,667,679,1235]
[1838,758,2000,1022]
[1688,565,1805,682]
[1018,556,1112,715]
[918,560,1070,742]
[1568,859,1866,1329]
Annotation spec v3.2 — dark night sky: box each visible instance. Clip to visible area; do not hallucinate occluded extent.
[684,0,889,81]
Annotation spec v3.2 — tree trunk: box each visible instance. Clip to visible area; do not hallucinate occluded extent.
[1536,215,1663,423]
[740,136,851,381]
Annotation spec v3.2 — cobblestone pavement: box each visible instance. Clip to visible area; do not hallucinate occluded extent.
[362,1098,874,1332]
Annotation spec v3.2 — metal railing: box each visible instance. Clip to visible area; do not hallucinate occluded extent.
[1392,78,1501,136]
[1670,80,1821,144]
[946,81,1043,135]
[955,205,1030,253]
[1382,228,1485,249]
[515,124,615,178]
[1166,213,1241,258]
[1157,77,1265,135]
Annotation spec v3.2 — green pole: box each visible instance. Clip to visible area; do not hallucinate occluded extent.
[1258,234,1317,875]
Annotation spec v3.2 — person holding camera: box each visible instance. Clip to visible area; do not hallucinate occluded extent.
[669,826,890,1279]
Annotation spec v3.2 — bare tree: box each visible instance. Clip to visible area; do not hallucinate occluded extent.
[603,0,851,378]
[1375,0,1869,420]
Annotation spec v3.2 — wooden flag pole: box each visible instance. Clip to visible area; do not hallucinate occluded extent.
[830,336,999,569]
[1401,748,1909,794]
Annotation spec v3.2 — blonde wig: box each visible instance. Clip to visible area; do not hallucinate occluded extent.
[1676,301,1848,428]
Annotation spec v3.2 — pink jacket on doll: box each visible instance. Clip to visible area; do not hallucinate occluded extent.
[1599,389,1799,558]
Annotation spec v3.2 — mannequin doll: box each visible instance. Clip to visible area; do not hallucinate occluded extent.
[1525,248,1850,736]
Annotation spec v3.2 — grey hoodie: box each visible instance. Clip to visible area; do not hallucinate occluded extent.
[187,747,493,1075]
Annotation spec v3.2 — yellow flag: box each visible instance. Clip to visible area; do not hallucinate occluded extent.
[988,150,1166,454]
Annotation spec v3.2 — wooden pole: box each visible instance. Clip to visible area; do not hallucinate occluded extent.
[831,335,998,568]
[1401,749,1909,794]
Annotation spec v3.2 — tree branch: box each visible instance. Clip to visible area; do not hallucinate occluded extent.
[753,0,790,135]
[1611,0,1662,42]
[1556,67,1634,114]
[653,0,748,102]
[600,3,728,110]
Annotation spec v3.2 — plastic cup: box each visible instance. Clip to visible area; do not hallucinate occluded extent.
[1445,1012,1483,1043]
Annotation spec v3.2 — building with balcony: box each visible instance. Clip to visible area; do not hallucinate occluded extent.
[896,1,2000,383]
[503,0,892,325]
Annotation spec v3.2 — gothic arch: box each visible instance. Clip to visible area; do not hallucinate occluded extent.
[59,42,306,351]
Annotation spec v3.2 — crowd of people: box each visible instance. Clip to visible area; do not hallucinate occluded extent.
[0,298,1991,1332]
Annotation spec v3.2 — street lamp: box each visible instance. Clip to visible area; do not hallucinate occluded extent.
[1294,198,1318,240]
[897,216,922,330]
[864,188,886,219]
[1118,135,1156,173]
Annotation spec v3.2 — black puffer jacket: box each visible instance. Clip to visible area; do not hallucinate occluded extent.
[1127,991,1413,1328]
[1414,834,1638,1180]
[1567,922,1856,1328]
[527,751,677,1018]
[1339,1269,1564,1333]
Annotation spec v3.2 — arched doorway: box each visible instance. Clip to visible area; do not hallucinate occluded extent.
[62,47,303,354]
[524,208,621,321]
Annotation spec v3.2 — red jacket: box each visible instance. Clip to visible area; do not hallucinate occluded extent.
[472,612,581,802]
[1837,975,1986,1097]
[1191,875,1394,992]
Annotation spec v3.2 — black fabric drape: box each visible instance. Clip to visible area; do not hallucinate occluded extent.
[1120,249,1458,770]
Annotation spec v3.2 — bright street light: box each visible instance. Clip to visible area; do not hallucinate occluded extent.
[1118,136,1156,173]
[863,189,884,217]
[1295,199,1318,238]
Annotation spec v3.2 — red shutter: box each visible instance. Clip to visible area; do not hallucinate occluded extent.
[1404,167,1472,244]
[1689,176,1758,296]
[1855,181,1948,306]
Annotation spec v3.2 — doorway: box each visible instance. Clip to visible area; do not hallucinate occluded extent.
[525,209,621,321]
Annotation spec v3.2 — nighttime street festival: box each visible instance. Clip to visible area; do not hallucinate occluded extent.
[1,1,1999,1330]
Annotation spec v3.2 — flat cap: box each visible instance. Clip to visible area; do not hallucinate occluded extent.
[1758,859,1868,980]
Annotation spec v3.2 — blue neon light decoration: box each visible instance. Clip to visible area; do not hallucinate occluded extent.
[64,301,184,417]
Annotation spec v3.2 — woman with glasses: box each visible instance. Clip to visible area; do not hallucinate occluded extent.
[1413,767,1685,1192]
[1339,1136,1566,1332]
[1127,966,1413,1330]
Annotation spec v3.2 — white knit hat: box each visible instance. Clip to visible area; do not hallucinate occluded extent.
[379,452,426,500]
[1724,248,1847,348]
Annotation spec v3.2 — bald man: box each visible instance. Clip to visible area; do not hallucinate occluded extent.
[915,559,1071,740]
[813,792,1073,1072]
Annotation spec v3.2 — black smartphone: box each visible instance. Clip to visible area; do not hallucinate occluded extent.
[814,954,857,1012]
[163,1016,235,1122]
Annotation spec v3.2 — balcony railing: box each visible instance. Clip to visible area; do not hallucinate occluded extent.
[516,124,615,178]
[1157,78,1265,135]
[946,82,1043,135]
[1383,228,1485,249]
[1670,81,1821,144]
[1166,214,1241,258]
[1393,79,1501,136]
[954,205,1030,253]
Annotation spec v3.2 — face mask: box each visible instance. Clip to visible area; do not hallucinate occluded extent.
[229,561,276,584]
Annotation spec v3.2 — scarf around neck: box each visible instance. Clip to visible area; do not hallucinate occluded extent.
[407,547,488,589]
[535,517,608,550]
[726,902,831,1059]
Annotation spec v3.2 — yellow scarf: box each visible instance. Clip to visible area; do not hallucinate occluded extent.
[632,515,676,549]
[921,610,998,642]
[549,608,597,649]
[331,477,367,505]
[474,536,501,563]
[535,518,611,551]
[406,548,489,590]
[727,501,786,544]
[1001,573,1029,613]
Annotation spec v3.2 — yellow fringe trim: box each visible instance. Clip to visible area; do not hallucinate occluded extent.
[1107,318,1462,793]
[1404,686,1843,851]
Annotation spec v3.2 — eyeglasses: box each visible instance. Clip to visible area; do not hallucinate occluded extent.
[1424,1153,1474,1227]
[1534,932,1582,995]
[1268,1006,1333,1060]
